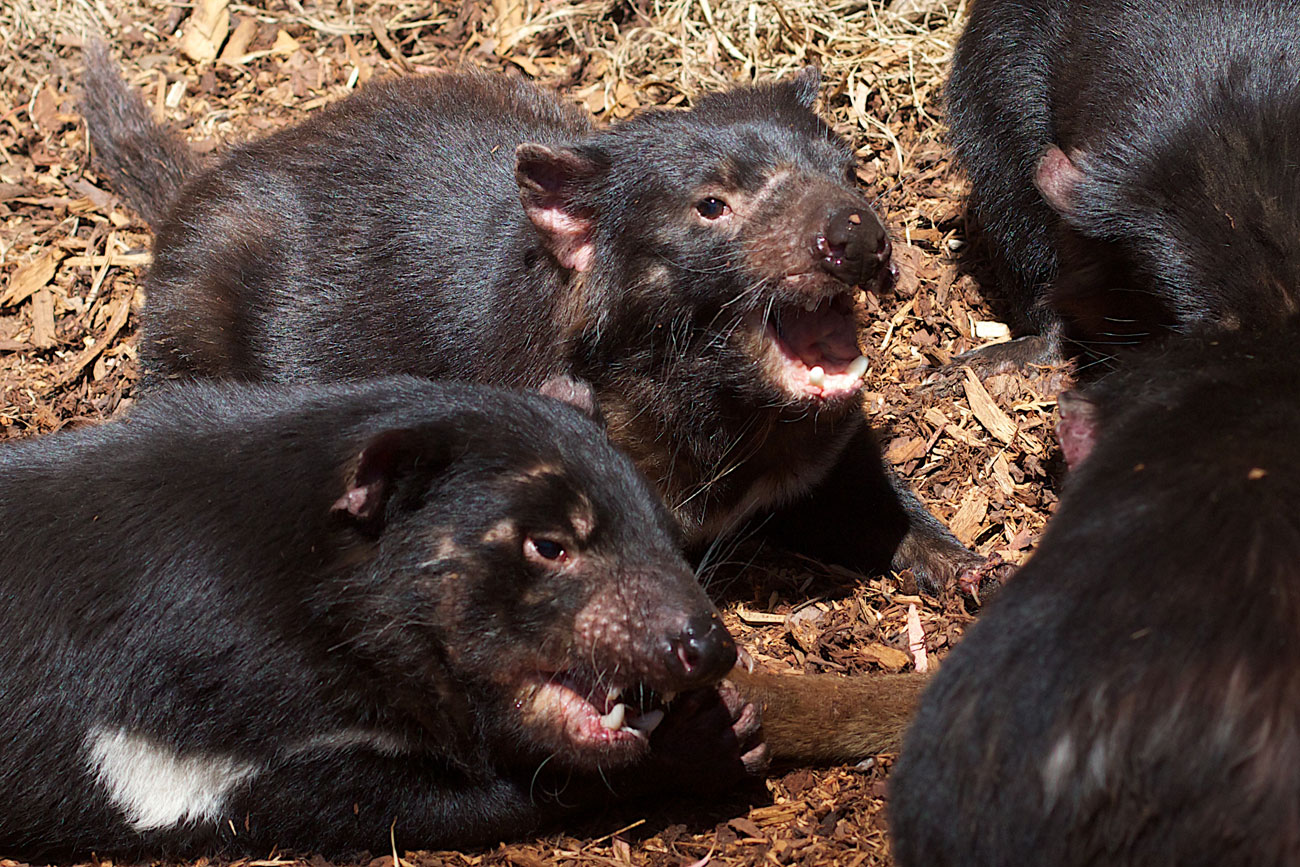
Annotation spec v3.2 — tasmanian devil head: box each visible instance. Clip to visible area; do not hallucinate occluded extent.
[1033,92,1300,349]
[514,67,891,417]
[320,378,735,771]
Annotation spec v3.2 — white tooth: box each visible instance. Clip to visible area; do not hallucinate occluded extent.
[661,691,677,704]
[808,366,826,388]
[599,703,627,731]
[847,355,869,380]
[606,685,622,703]
[805,297,819,312]
[629,709,665,735]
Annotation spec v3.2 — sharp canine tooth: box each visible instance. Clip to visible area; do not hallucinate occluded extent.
[847,355,869,380]
[599,703,627,731]
[607,686,622,703]
[808,366,826,388]
[631,709,665,735]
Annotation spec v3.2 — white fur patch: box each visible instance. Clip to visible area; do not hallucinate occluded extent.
[86,725,413,832]
[1041,731,1075,804]
[86,728,259,832]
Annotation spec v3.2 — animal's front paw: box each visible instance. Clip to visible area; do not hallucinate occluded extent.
[956,551,1015,604]
[646,682,769,789]
[894,525,1015,605]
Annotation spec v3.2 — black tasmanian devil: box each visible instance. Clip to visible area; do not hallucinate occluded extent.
[947,0,1300,365]
[0,377,763,858]
[890,326,1300,866]
[0,376,762,859]
[0,376,926,859]
[81,45,999,594]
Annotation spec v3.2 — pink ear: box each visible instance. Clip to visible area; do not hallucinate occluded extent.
[1056,391,1099,471]
[516,143,602,272]
[1035,145,1084,216]
[332,429,416,524]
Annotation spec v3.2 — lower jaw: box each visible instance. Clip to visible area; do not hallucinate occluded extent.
[518,733,650,773]
[517,681,663,764]
[766,357,868,408]
[747,319,868,408]
[728,357,866,411]
[547,724,653,771]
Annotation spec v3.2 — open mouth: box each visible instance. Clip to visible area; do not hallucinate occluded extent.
[749,291,869,402]
[518,671,671,754]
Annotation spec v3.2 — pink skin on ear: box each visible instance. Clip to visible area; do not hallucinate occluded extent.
[332,484,382,521]
[516,143,598,273]
[528,208,594,272]
[1035,145,1085,216]
[332,429,415,523]
[1056,391,1099,471]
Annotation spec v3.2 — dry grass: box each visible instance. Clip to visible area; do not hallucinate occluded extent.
[0,1,1065,865]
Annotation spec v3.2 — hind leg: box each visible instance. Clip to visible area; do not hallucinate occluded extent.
[142,195,303,385]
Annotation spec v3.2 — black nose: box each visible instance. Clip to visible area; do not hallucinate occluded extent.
[665,612,736,688]
[816,206,891,286]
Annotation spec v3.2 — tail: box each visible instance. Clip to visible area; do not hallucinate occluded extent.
[81,41,200,226]
[730,667,928,765]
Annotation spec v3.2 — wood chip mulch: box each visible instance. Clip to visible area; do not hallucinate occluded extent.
[0,1,1072,865]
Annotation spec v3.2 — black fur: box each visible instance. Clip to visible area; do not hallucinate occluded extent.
[81,51,995,595]
[947,0,1300,357]
[0,378,758,859]
[890,326,1300,866]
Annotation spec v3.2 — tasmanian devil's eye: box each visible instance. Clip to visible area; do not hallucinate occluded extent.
[695,197,730,220]
[525,536,568,563]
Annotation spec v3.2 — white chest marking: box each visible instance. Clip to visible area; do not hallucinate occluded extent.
[86,725,415,832]
[86,728,259,832]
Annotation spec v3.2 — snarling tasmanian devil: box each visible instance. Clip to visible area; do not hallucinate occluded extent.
[0,375,926,860]
[0,377,757,859]
[81,45,999,595]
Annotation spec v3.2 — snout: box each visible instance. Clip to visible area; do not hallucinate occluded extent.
[663,611,737,689]
[814,204,891,287]
[569,570,739,691]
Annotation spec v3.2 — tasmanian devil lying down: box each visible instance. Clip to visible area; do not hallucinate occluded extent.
[0,376,923,859]
[0,377,754,859]
[82,46,998,595]
[890,326,1300,866]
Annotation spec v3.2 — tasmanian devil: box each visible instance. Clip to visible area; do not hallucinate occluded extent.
[946,0,1300,365]
[81,44,998,595]
[0,376,761,859]
[0,375,925,859]
[889,326,1300,866]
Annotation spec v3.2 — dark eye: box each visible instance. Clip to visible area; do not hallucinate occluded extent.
[525,536,569,564]
[695,197,730,220]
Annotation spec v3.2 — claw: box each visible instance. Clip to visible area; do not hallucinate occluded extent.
[958,551,1014,604]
